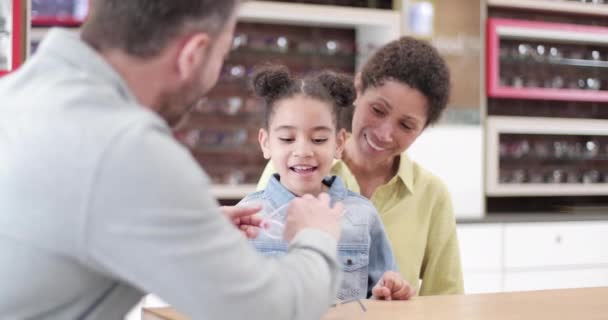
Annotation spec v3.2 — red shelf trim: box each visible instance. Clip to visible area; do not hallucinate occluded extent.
[1,0,23,76]
[486,18,608,102]
[13,0,22,70]
[31,16,84,27]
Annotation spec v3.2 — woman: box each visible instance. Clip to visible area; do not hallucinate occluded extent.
[258,36,464,296]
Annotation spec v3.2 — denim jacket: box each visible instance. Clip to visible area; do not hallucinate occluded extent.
[239,174,398,300]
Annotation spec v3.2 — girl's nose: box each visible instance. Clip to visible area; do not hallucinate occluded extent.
[292,141,314,158]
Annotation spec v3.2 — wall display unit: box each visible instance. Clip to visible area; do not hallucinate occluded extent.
[486,2,608,213]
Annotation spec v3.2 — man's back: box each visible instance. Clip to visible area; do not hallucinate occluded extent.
[0,30,157,319]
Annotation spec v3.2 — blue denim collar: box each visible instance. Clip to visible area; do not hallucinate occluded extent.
[263,174,349,209]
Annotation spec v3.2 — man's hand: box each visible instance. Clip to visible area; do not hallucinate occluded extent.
[220,205,263,239]
[372,271,416,301]
[283,193,343,242]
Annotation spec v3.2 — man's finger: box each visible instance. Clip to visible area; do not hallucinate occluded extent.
[244,226,259,239]
[317,192,330,206]
[221,205,262,219]
[384,277,395,292]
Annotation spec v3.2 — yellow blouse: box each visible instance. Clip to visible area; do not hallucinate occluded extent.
[257,154,464,296]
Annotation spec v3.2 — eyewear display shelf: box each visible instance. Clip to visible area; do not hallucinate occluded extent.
[485,3,608,213]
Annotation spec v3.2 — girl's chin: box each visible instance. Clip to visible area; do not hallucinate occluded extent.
[288,185,321,196]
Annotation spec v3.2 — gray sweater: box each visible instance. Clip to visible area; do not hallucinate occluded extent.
[0,29,340,320]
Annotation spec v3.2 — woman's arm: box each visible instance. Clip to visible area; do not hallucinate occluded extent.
[419,183,464,295]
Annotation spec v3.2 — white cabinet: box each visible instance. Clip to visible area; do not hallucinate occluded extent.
[458,224,503,271]
[504,222,608,269]
[457,224,504,293]
[458,221,608,294]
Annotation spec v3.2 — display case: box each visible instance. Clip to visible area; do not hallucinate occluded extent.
[486,116,608,197]
[487,0,608,17]
[0,0,25,77]
[485,4,608,212]
[486,18,608,102]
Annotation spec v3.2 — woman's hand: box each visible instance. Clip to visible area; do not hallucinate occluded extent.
[220,205,263,239]
[372,271,416,300]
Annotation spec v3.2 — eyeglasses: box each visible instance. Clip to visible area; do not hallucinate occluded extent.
[259,202,349,239]
[331,297,367,312]
[260,202,290,239]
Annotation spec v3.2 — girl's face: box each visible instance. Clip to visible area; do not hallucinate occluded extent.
[351,80,428,165]
[259,95,345,196]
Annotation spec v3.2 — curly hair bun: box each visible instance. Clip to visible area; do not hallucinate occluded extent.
[317,71,356,109]
[252,65,293,99]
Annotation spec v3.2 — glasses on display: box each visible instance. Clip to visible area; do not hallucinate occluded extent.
[499,40,608,91]
[262,0,392,9]
[499,133,608,185]
[565,0,606,3]
[193,96,262,116]
[331,297,367,312]
[231,31,358,59]
[31,0,88,22]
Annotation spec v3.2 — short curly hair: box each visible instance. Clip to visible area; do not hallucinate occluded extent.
[360,36,451,126]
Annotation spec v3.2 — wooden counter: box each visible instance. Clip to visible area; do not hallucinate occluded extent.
[143,287,608,320]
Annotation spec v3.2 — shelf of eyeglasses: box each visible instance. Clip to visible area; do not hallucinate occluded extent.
[261,0,392,10]
[500,55,608,69]
[217,63,354,87]
[499,170,608,185]
[488,0,608,17]
[230,47,359,60]
[500,155,608,162]
[177,129,259,151]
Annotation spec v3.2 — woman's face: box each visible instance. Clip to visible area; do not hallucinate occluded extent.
[351,80,428,165]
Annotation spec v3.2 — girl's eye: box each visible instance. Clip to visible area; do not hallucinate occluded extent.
[279,138,294,143]
[312,138,328,144]
[400,122,412,130]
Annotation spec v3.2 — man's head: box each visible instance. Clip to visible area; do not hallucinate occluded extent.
[81,1,241,127]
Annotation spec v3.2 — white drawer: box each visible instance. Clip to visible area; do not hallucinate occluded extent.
[457,224,503,271]
[504,267,608,292]
[504,221,608,269]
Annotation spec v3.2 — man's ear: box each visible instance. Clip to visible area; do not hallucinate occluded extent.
[258,128,271,159]
[176,33,211,81]
[334,128,347,159]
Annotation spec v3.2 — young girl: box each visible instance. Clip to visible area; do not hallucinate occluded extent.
[238,65,414,301]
